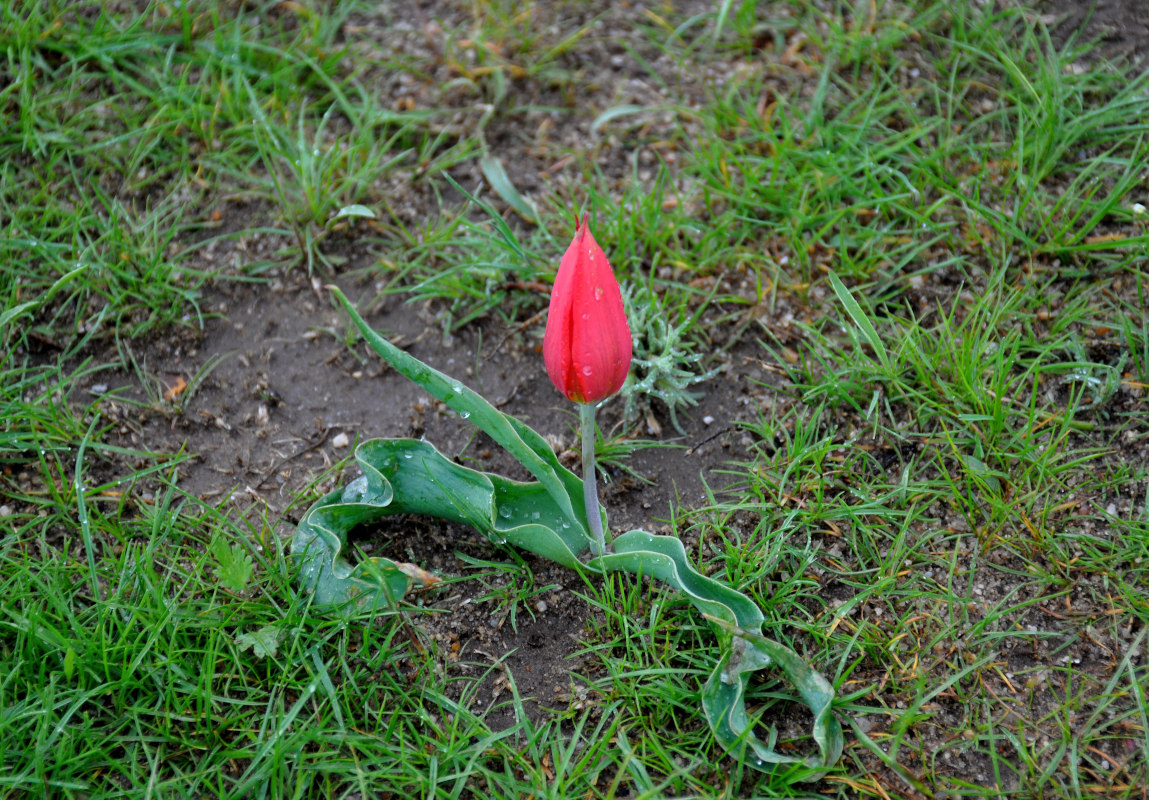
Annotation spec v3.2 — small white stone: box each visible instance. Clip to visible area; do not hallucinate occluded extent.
[1133,202,1146,215]
[0,505,12,517]
[535,600,548,613]
[702,415,715,426]
[331,432,351,449]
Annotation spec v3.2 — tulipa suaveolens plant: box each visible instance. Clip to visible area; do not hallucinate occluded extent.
[543,216,631,558]
[292,278,843,780]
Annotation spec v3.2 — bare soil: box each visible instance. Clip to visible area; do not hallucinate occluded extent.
[1038,0,1149,67]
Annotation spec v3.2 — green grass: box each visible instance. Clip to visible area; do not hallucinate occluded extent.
[3,0,1149,796]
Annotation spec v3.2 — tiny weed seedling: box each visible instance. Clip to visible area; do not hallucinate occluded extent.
[620,283,720,433]
[211,535,255,593]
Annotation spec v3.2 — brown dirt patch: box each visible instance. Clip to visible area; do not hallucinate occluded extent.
[1037,0,1149,67]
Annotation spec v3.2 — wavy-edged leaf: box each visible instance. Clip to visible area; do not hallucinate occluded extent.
[328,285,595,543]
[593,532,843,777]
[293,439,589,612]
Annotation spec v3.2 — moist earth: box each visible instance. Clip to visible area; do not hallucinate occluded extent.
[1038,0,1149,66]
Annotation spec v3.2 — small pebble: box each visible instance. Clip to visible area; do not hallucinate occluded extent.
[702,415,715,426]
[331,432,350,449]
[1133,202,1146,215]
[0,505,12,517]
[535,600,548,613]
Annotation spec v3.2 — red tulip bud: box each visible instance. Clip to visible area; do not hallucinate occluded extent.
[543,217,632,404]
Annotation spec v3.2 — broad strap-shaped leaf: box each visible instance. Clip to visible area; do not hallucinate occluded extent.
[593,532,843,777]
[328,286,597,543]
[293,439,589,611]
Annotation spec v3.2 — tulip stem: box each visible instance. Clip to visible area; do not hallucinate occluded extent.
[580,401,606,557]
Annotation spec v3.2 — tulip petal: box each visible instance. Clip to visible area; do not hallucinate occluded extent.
[543,218,632,404]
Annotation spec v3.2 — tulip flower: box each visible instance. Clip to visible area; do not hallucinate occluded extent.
[543,215,631,556]
[543,217,632,404]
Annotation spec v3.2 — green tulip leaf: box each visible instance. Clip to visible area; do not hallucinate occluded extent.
[328,286,596,544]
[293,438,590,611]
[291,287,842,778]
[592,533,843,777]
